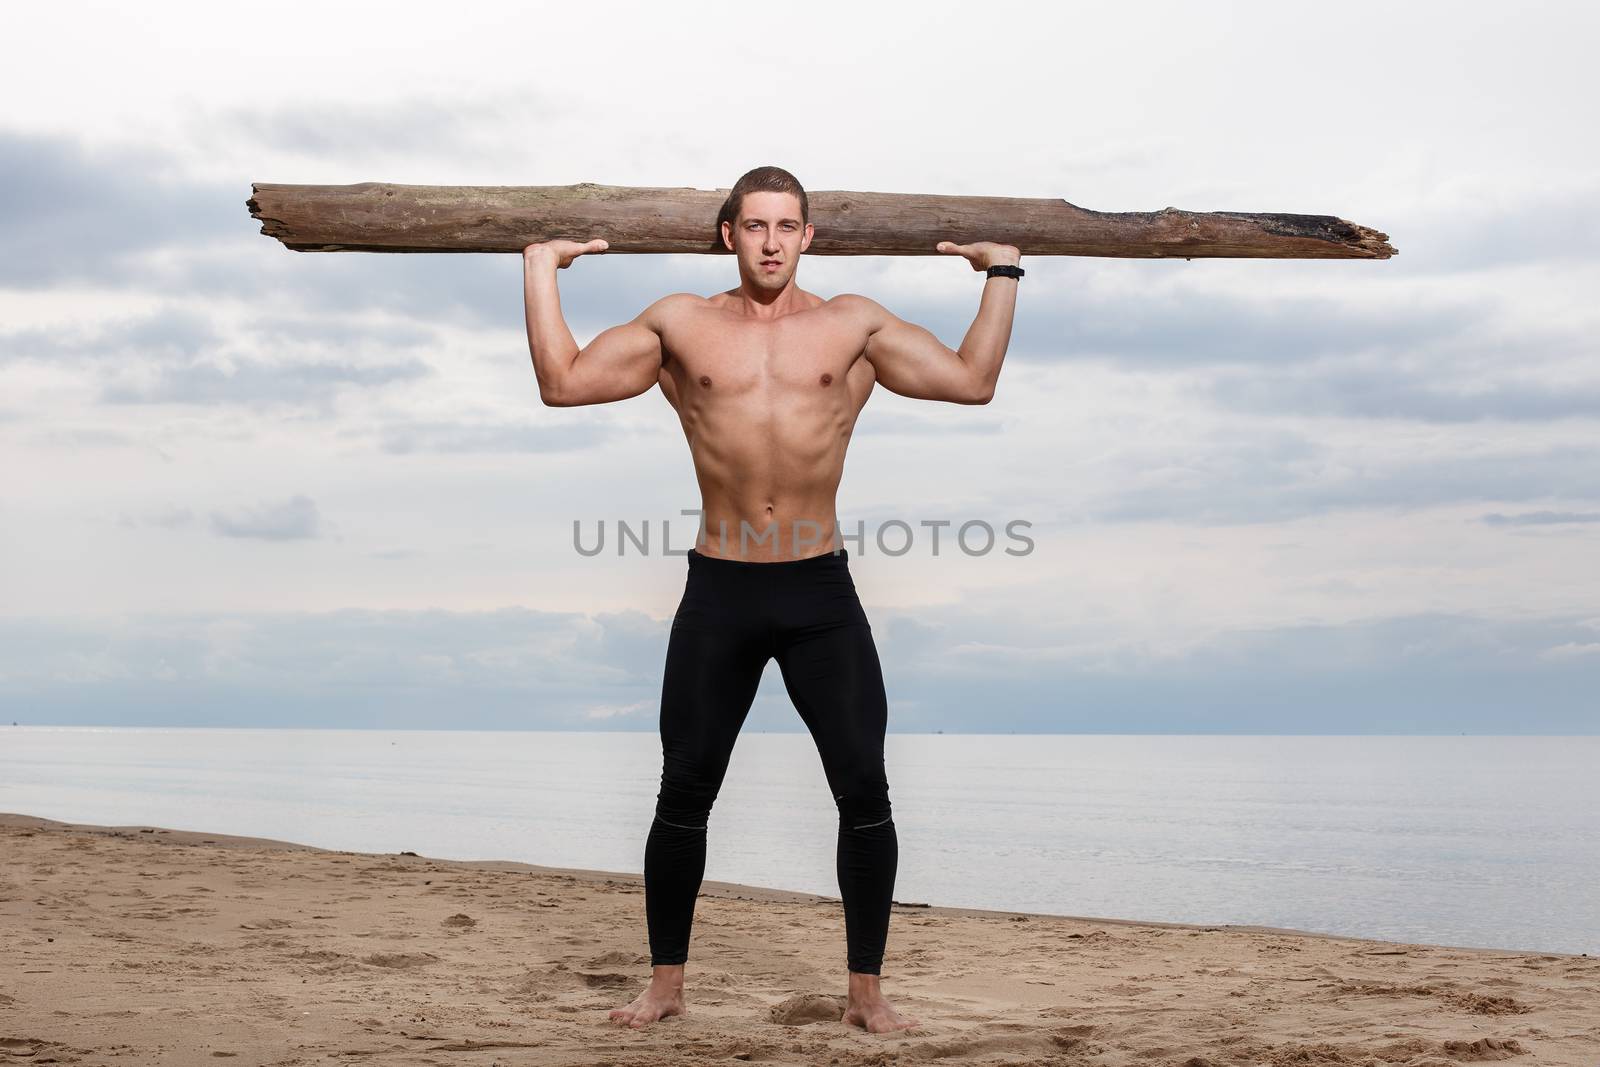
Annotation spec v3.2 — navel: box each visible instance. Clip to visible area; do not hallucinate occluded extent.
[819,372,833,386]
[699,375,712,388]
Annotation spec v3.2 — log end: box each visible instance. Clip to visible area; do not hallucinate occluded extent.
[1210,209,1396,259]
[246,182,298,248]
[1350,222,1398,259]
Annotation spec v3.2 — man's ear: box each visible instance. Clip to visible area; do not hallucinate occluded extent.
[800,222,814,253]
[720,220,734,252]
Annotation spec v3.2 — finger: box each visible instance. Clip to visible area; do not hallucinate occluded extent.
[935,241,963,254]
[589,239,609,252]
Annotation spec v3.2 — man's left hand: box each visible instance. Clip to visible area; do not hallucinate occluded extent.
[935,240,1022,270]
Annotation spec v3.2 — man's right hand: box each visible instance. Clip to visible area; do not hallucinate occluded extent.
[523,238,609,269]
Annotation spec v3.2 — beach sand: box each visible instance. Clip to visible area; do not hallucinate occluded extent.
[2,812,1596,1066]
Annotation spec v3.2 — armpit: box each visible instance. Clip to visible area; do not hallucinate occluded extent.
[845,350,877,407]
[657,365,680,409]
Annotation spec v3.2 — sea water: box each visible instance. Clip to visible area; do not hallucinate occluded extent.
[1,727,1594,955]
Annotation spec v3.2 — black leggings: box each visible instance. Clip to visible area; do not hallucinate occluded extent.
[645,546,898,975]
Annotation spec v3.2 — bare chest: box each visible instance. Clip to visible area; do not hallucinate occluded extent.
[661,305,868,405]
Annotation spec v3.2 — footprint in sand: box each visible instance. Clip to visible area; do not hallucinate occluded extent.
[1441,1036,1527,1060]
[576,972,634,989]
[767,993,846,1025]
[0,1038,60,1058]
[359,952,441,968]
[899,1029,1082,1060]
[582,950,648,968]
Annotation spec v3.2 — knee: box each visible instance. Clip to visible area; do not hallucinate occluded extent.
[831,771,893,831]
[655,752,725,825]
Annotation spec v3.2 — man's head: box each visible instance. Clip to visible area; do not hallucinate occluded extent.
[719,166,813,293]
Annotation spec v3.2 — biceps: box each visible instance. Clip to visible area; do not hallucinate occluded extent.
[563,320,664,405]
[864,318,978,403]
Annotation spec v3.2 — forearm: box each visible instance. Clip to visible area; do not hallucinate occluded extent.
[523,253,580,398]
[955,275,1019,398]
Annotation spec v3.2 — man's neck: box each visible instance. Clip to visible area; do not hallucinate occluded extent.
[725,279,811,320]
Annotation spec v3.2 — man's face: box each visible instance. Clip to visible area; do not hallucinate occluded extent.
[723,190,813,292]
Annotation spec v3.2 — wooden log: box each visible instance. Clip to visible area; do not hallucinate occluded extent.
[246,182,1395,260]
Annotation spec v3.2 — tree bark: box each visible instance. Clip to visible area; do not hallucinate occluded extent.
[246,182,1395,260]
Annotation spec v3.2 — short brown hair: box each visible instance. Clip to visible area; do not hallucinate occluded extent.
[716,166,808,245]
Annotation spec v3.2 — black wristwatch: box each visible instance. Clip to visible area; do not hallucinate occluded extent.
[986,264,1025,280]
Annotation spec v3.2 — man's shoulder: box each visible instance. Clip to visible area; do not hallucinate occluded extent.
[822,292,889,326]
[640,292,713,327]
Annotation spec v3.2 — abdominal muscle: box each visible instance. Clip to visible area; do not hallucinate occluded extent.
[680,395,855,562]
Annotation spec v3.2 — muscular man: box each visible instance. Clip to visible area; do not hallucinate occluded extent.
[521,166,1020,1034]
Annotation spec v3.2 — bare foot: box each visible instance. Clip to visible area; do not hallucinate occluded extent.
[608,967,686,1029]
[844,971,919,1034]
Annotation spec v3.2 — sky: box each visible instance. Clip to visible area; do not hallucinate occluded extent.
[1,0,1597,732]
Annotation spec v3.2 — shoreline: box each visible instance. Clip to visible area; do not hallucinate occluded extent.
[2,810,1586,959]
[6,808,1598,1066]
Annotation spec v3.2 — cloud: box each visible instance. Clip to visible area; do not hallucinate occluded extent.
[1481,510,1600,527]
[0,308,222,366]
[101,356,430,409]
[1033,289,1481,368]
[119,505,197,530]
[1395,181,1600,274]
[1,606,1595,732]
[584,699,652,721]
[2,306,436,418]
[1,305,436,370]
[869,608,1600,734]
[1088,436,1600,525]
[377,417,612,454]
[0,130,241,288]
[242,313,436,349]
[191,93,574,169]
[209,495,321,540]
[854,411,1007,435]
[0,606,657,728]
[1538,642,1600,661]
[1206,364,1600,423]
[28,427,139,449]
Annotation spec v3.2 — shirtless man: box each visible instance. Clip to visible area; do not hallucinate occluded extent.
[521,166,1021,1034]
